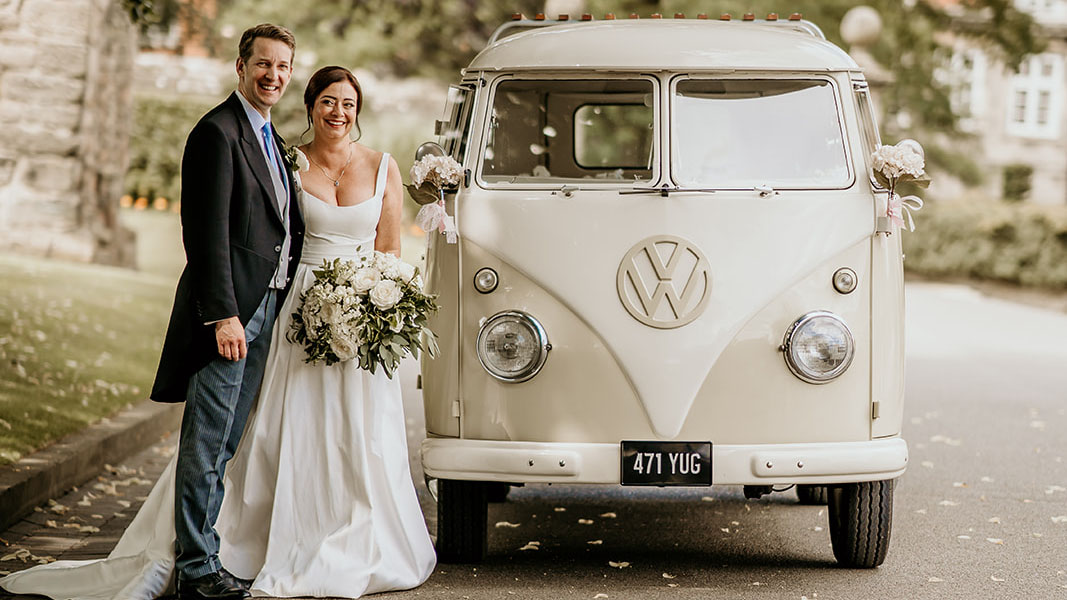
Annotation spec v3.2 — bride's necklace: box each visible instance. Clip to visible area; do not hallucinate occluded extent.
[308,143,353,187]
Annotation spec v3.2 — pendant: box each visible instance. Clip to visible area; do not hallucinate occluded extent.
[333,180,340,187]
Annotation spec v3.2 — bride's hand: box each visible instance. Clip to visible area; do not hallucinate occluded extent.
[215,317,247,361]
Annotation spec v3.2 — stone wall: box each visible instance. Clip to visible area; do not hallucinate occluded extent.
[0,0,137,266]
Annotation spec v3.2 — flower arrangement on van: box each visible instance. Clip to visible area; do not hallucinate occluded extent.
[871,140,929,233]
[406,154,461,243]
[286,252,439,378]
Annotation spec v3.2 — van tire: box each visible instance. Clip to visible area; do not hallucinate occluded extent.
[827,479,894,568]
[796,484,828,505]
[486,482,511,503]
[436,479,488,563]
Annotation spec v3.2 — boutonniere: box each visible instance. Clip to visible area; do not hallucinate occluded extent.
[283,145,310,173]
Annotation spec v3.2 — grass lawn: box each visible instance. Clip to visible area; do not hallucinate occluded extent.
[0,253,176,465]
[0,208,427,466]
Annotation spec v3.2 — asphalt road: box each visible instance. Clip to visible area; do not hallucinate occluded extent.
[3,280,1065,599]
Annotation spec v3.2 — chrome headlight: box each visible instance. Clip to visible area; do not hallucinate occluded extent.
[477,311,550,382]
[781,311,854,384]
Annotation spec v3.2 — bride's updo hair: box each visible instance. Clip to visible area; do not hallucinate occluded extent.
[303,65,364,140]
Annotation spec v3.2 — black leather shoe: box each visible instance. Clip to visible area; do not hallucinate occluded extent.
[220,567,253,591]
[176,571,250,600]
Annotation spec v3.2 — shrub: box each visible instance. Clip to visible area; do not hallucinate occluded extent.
[124,95,215,203]
[903,197,1067,289]
[1002,163,1033,202]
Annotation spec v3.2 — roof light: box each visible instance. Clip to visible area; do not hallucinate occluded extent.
[510,13,522,20]
[719,13,731,20]
[674,12,685,18]
[697,13,709,19]
[534,12,545,21]
[580,13,592,21]
[629,12,639,19]
[767,12,779,21]
[650,13,662,18]
[557,14,569,20]
[743,12,755,21]
[604,12,616,19]
[789,13,803,21]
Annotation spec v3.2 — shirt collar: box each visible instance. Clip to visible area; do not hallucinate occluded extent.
[236,89,270,134]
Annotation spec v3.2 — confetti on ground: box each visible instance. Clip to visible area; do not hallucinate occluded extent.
[938,500,959,507]
[495,521,521,528]
[953,482,967,488]
[1051,516,1067,524]
[701,496,715,502]
[988,517,1001,524]
[587,540,603,545]
[1046,485,1066,494]
[519,541,541,551]
[594,594,608,599]
[928,577,943,582]
[930,435,962,446]
[608,561,630,569]
[915,509,927,515]
[991,575,1005,582]
[578,519,594,525]
[986,538,1003,544]
[599,512,617,519]
[554,507,566,512]
[662,573,676,579]
[957,535,971,540]
[980,476,994,483]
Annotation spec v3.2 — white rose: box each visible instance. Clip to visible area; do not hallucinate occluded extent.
[320,301,344,325]
[396,261,416,283]
[369,279,403,309]
[329,334,358,362]
[353,267,381,293]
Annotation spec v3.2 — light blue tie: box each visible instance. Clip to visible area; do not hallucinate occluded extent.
[261,123,287,194]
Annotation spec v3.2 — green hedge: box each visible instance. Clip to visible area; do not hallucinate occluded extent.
[903,198,1067,289]
[124,95,215,203]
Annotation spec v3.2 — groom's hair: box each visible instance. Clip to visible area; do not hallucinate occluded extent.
[303,66,364,141]
[238,23,295,64]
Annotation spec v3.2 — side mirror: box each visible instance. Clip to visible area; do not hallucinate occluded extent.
[414,141,446,162]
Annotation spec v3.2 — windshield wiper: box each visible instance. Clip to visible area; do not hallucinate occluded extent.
[620,183,717,197]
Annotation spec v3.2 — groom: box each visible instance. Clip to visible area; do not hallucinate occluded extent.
[150,24,304,600]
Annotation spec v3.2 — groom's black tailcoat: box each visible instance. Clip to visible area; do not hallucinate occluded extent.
[151,92,304,403]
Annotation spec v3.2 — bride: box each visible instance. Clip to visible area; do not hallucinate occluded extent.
[0,65,436,599]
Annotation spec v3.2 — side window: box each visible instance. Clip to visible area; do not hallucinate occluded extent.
[438,84,475,161]
[854,84,884,189]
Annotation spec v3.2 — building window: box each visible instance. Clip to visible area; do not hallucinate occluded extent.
[1005,53,1063,139]
[937,47,987,131]
[1014,0,1067,23]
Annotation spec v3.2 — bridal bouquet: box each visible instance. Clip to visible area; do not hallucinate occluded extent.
[405,154,461,243]
[871,140,929,233]
[286,252,439,378]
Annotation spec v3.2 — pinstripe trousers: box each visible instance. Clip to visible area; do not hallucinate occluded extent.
[173,288,280,580]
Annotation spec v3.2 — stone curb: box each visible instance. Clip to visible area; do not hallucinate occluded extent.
[0,399,182,532]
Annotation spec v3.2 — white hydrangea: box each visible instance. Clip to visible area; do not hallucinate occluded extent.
[872,144,925,180]
[410,154,463,189]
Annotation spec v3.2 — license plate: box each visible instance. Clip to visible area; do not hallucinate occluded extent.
[620,441,712,486]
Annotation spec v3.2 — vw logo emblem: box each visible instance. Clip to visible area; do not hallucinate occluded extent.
[616,235,711,329]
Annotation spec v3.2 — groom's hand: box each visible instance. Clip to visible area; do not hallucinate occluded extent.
[215,317,247,361]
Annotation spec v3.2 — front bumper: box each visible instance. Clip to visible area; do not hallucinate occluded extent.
[421,437,908,485]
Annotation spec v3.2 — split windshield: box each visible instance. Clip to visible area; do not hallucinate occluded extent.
[481,79,655,185]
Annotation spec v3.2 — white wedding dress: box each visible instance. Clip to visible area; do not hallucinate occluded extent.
[0,153,437,599]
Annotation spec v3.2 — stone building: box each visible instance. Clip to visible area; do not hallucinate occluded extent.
[935,0,1067,204]
[0,0,137,266]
